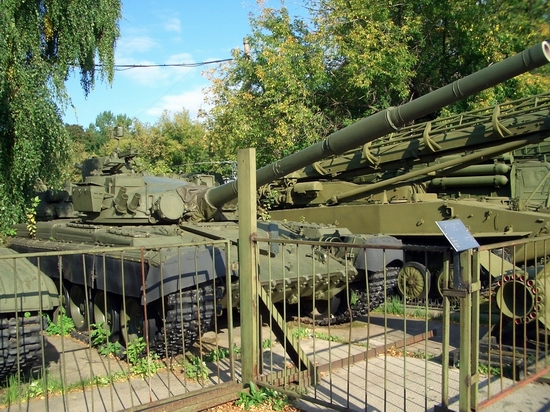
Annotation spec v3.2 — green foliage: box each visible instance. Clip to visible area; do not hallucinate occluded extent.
[45,309,75,336]
[124,337,163,377]
[0,0,121,236]
[181,355,209,381]
[292,326,312,340]
[90,323,123,357]
[203,347,231,362]
[373,296,435,319]
[235,382,289,411]
[25,196,40,239]
[203,0,549,169]
[0,368,128,405]
[313,331,343,343]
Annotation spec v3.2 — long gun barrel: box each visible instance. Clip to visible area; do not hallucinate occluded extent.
[198,41,550,220]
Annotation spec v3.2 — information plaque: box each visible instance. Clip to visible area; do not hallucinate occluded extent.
[435,219,480,252]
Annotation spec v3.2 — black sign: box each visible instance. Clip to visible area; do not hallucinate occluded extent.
[436,220,479,252]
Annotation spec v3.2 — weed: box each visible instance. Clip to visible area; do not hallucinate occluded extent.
[45,309,75,335]
[262,338,272,349]
[292,327,311,340]
[204,347,230,362]
[350,290,358,307]
[235,382,289,410]
[90,323,123,357]
[314,331,342,343]
[124,337,163,377]
[386,346,434,360]
[478,362,501,376]
[182,355,209,381]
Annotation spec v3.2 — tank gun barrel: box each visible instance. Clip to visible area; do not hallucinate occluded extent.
[199,41,550,220]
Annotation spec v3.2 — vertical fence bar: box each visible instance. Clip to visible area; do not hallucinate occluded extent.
[471,249,480,408]
[441,249,451,408]
[458,249,472,412]
[238,148,259,384]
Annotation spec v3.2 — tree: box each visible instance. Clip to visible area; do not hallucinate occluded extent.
[202,0,550,167]
[130,110,209,174]
[204,7,330,166]
[87,111,133,154]
[0,0,121,234]
[100,109,210,176]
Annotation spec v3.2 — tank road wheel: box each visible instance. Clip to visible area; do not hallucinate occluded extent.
[93,291,121,341]
[120,298,144,345]
[397,262,431,300]
[68,284,90,331]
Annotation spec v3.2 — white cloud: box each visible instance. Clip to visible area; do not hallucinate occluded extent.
[116,35,158,56]
[166,53,194,64]
[146,87,211,120]
[164,17,181,33]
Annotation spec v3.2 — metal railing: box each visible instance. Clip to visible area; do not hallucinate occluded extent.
[0,240,238,412]
[474,237,550,410]
[2,234,549,411]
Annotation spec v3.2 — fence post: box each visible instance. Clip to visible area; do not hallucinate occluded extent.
[458,249,473,412]
[238,148,259,383]
[471,249,481,408]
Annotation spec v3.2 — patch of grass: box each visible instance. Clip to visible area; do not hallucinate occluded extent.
[373,296,435,319]
[0,369,129,406]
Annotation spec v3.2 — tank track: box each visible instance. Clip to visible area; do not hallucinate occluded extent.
[69,283,223,359]
[316,267,400,326]
[149,283,222,358]
[0,315,46,383]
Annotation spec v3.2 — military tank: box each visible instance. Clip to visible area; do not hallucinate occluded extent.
[0,247,59,382]
[7,41,550,357]
[263,52,550,300]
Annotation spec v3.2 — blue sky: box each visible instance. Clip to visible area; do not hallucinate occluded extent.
[63,1,306,128]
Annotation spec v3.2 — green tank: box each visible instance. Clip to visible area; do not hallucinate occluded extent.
[263,43,550,302]
[0,247,59,382]
[7,41,550,356]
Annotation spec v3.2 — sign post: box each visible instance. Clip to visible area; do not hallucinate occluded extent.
[436,220,480,411]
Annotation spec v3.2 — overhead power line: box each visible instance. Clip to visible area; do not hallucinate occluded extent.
[99,58,234,71]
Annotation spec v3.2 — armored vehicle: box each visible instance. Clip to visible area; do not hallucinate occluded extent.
[0,247,59,382]
[264,53,550,301]
[265,91,550,298]
[7,41,550,356]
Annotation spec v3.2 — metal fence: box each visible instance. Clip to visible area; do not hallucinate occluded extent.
[474,237,550,410]
[0,241,241,412]
[1,234,550,411]
[250,237,453,412]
